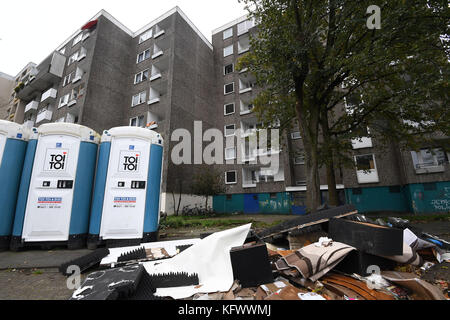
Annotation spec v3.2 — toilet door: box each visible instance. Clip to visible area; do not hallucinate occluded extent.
[99,137,150,240]
[22,134,80,242]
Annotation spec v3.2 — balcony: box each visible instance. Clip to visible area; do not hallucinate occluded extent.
[41,88,57,102]
[16,52,66,100]
[238,36,250,54]
[240,100,254,115]
[356,169,379,184]
[154,24,165,39]
[414,162,446,174]
[36,109,53,124]
[24,101,39,113]
[352,137,373,149]
[23,120,35,128]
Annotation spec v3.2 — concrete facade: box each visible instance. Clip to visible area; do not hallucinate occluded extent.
[4,7,448,215]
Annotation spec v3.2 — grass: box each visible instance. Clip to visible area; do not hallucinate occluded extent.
[159,215,282,230]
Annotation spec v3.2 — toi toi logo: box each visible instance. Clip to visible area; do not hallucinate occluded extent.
[49,154,66,170]
[367,5,381,30]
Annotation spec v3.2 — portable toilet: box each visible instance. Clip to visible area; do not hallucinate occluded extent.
[0,120,30,250]
[10,123,100,250]
[87,126,163,249]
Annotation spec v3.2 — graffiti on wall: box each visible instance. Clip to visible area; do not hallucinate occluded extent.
[412,186,450,213]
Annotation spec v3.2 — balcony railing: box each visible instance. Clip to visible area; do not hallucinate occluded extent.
[414,161,446,174]
[36,109,53,123]
[41,88,57,102]
[24,101,39,113]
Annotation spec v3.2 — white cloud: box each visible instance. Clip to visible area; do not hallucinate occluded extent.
[0,0,247,76]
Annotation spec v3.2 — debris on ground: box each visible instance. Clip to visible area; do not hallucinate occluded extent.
[64,206,449,300]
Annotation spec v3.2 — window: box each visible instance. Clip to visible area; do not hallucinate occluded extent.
[72,33,83,46]
[224,83,234,95]
[291,132,301,139]
[77,47,87,61]
[59,47,66,55]
[224,64,234,75]
[72,67,84,83]
[294,153,305,165]
[68,52,79,66]
[69,83,85,102]
[139,29,153,44]
[224,124,236,136]
[225,171,237,184]
[134,69,149,84]
[224,103,235,115]
[58,94,69,108]
[355,154,376,171]
[130,115,145,127]
[237,19,255,35]
[132,91,147,107]
[223,28,233,40]
[225,147,236,160]
[63,72,74,86]
[137,49,151,63]
[223,45,233,57]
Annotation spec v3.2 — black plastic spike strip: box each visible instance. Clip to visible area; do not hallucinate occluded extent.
[117,247,147,262]
[257,204,357,239]
[148,272,199,288]
[176,244,192,253]
[124,269,163,300]
[60,248,110,276]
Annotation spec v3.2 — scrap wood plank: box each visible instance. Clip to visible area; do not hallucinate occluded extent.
[257,205,358,239]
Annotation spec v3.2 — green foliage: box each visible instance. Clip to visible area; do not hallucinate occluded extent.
[238,0,449,210]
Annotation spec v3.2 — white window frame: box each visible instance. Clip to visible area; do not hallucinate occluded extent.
[294,154,305,165]
[223,45,234,57]
[225,147,237,160]
[224,64,234,75]
[224,82,234,95]
[132,91,147,107]
[139,29,153,44]
[223,28,233,40]
[237,19,255,36]
[68,52,79,66]
[137,49,151,64]
[224,103,235,115]
[224,124,236,137]
[58,94,69,108]
[134,69,149,84]
[72,33,83,46]
[63,72,74,87]
[291,132,301,139]
[225,171,237,184]
[130,115,145,127]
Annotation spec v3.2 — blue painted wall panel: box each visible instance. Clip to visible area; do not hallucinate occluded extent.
[144,144,163,233]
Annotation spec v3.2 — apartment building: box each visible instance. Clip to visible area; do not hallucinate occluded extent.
[211,16,346,215]
[5,7,447,214]
[344,127,450,214]
[0,72,17,120]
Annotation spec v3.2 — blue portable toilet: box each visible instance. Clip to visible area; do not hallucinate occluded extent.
[0,120,30,250]
[87,126,164,249]
[10,123,99,250]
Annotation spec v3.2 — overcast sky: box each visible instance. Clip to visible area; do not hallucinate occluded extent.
[0,0,248,76]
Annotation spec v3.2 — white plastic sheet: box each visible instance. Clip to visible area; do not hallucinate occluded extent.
[142,224,251,299]
[100,238,201,266]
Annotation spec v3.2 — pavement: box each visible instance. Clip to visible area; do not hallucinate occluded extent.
[0,216,448,300]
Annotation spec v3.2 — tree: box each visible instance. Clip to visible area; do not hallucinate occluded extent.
[171,178,183,216]
[238,0,449,212]
[191,167,226,211]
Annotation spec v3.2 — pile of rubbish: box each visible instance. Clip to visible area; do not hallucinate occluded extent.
[62,205,450,300]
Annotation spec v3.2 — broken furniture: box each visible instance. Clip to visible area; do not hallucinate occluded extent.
[230,242,274,288]
[328,217,404,256]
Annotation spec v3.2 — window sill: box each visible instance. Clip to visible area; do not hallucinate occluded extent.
[72,76,81,84]
[238,48,250,54]
[77,55,86,62]
[243,184,257,188]
[68,100,77,107]
[240,110,252,115]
